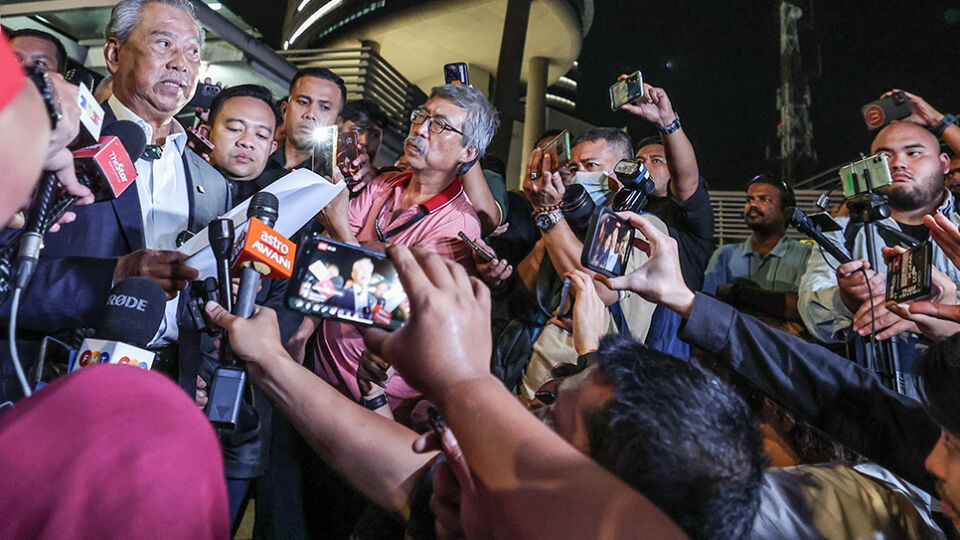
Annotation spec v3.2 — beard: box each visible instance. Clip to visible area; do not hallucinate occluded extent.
[883,172,944,211]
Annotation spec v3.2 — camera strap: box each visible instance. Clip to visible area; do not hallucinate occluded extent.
[374,173,464,242]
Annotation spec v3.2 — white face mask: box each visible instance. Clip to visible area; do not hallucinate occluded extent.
[572,171,614,203]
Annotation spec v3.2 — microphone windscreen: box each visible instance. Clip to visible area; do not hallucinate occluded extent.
[101,120,147,163]
[95,277,167,348]
[248,191,279,226]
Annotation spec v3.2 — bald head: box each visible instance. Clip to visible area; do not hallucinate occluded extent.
[871,121,940,155]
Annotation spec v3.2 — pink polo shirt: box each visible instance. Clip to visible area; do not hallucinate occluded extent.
[313,170,481,416]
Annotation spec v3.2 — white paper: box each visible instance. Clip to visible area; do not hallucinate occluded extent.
[178,168,345,278]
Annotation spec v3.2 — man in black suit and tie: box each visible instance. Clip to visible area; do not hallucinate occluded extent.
[0,0,230,402]
[328,257,376,318]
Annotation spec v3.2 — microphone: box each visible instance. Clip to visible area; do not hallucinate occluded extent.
[789,207,852,265]
[5,122,145,293]
[70,81,106,149]
[73,277,166,372]
[231,192,295,318]
[208,219,235,315]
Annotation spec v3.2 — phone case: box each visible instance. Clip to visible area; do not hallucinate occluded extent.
[580,207,634,277]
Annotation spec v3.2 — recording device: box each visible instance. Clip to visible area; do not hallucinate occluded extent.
[609,71,644,111]
[208,218,235,315]
[788,207,852,265]
[186,127,214,156]
[337,131,360,177]
[611,159,656,213]
[443,62,469,85]
[540,130,571,170]
[72,277,167,372]
[187,277,220,334]
[311,125,338,179]
[582,207,635,277]
[186,81,222,110]
[886,242,933,303]
[458,231,495,262]
[862,91,911,130]
[286,235,408,330]
[555,276,572,318]
[840,153,893,198]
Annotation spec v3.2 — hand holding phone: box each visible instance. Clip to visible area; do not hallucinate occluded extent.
[581,207,635,277]
[609,71,644,111]
[863,91,911,130]
[458,231,495,262]
[539,131,571,171]
[337,131,360,177]
[886,241,933,303]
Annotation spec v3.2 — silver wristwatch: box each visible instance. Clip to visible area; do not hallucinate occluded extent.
[535,209,564,231]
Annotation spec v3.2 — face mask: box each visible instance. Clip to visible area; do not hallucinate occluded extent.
[572,171,614,204]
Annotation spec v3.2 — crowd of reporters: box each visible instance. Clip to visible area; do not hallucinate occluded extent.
[5,1,960,539]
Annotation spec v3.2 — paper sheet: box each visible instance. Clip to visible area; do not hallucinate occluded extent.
[178,169,344,278]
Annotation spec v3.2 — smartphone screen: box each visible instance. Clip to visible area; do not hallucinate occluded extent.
[581,207,634,277]
[886,241,932,303]
[286,236,408,330]
[337,131,360,176]
[311,125,339,179]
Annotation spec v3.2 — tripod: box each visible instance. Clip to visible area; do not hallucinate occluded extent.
[846,191,905,395]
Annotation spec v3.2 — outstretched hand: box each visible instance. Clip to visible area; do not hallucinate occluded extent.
[597,212,695,317]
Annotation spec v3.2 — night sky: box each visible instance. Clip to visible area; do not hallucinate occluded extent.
[576,0,960,190]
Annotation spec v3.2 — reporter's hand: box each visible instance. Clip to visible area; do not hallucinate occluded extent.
[597,212,695,318]
[471,236,512,287]
[195,375,208,408]
[315,168,351,239]
[567,270,605,355]
[523,148,564,209]
[362,245,491,403]
[114,249,200,299]
[619,81,677,129]
[357,349,394,397]
[350,152,375,185]
[880,89,944,129]
[836,260,885,312]
[925,214,960,270]
[412,427,480,539]
[204,302,289,377]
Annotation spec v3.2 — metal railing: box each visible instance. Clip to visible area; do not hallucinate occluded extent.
[711,189,825,246]
[279,46,428,161]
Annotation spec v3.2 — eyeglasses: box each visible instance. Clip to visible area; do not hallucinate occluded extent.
[410,108,464,137]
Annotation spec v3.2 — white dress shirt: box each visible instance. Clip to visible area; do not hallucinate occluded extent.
[109,96,191,344]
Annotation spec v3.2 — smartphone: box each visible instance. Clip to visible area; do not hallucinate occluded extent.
[443,62,469,85]
[555,276,572,318]
[286,235,408,330]
[186,82,222,110]
[609,71,644,111]
[458,231,495,262]
[581,206,635,277]
[311,125,339,179]
[839,153,893,198]
[540,130,571,170]
[886,241,933,304]
[186,126,214,155]
[337,131,361,177]
[862,91,911,130]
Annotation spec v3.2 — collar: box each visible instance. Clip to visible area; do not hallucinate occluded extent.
[740,234,792,258]
[108,95,185,153]
[389,172,464,214]
[270,143,309,171]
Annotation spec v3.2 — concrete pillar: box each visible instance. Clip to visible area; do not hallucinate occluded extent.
[486,0,533,163]
[521,56,549,188]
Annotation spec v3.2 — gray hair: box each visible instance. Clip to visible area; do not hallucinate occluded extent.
[575,128,634,161]
[429,84,500,174]
[105,0,205,48]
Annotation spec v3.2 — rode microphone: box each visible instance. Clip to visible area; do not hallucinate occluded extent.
[73,277,166,372]
[789,207,852,265]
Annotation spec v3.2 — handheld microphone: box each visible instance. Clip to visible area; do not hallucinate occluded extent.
[208,219,235,315]
[73,277,166,372]
[232,192,294,318]
[789,207,853,265]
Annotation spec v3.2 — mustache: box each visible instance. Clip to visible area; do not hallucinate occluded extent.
[745,208,764,217]
[405,135,427,155]
[160,72,190,86]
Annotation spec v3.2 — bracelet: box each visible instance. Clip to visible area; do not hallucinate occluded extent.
[531,201,563,215]
[25,66,62,131]
[361,393,388,410]
[658,112,681,135]
[933,114,957,138]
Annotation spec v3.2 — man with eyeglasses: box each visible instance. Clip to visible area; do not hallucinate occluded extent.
[703,175,811,327]
[300,84,499,422]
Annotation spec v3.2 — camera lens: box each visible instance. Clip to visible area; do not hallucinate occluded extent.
[562,184,595,238]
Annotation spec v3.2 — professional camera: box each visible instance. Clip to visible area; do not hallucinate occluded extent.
[562,159,656,239]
